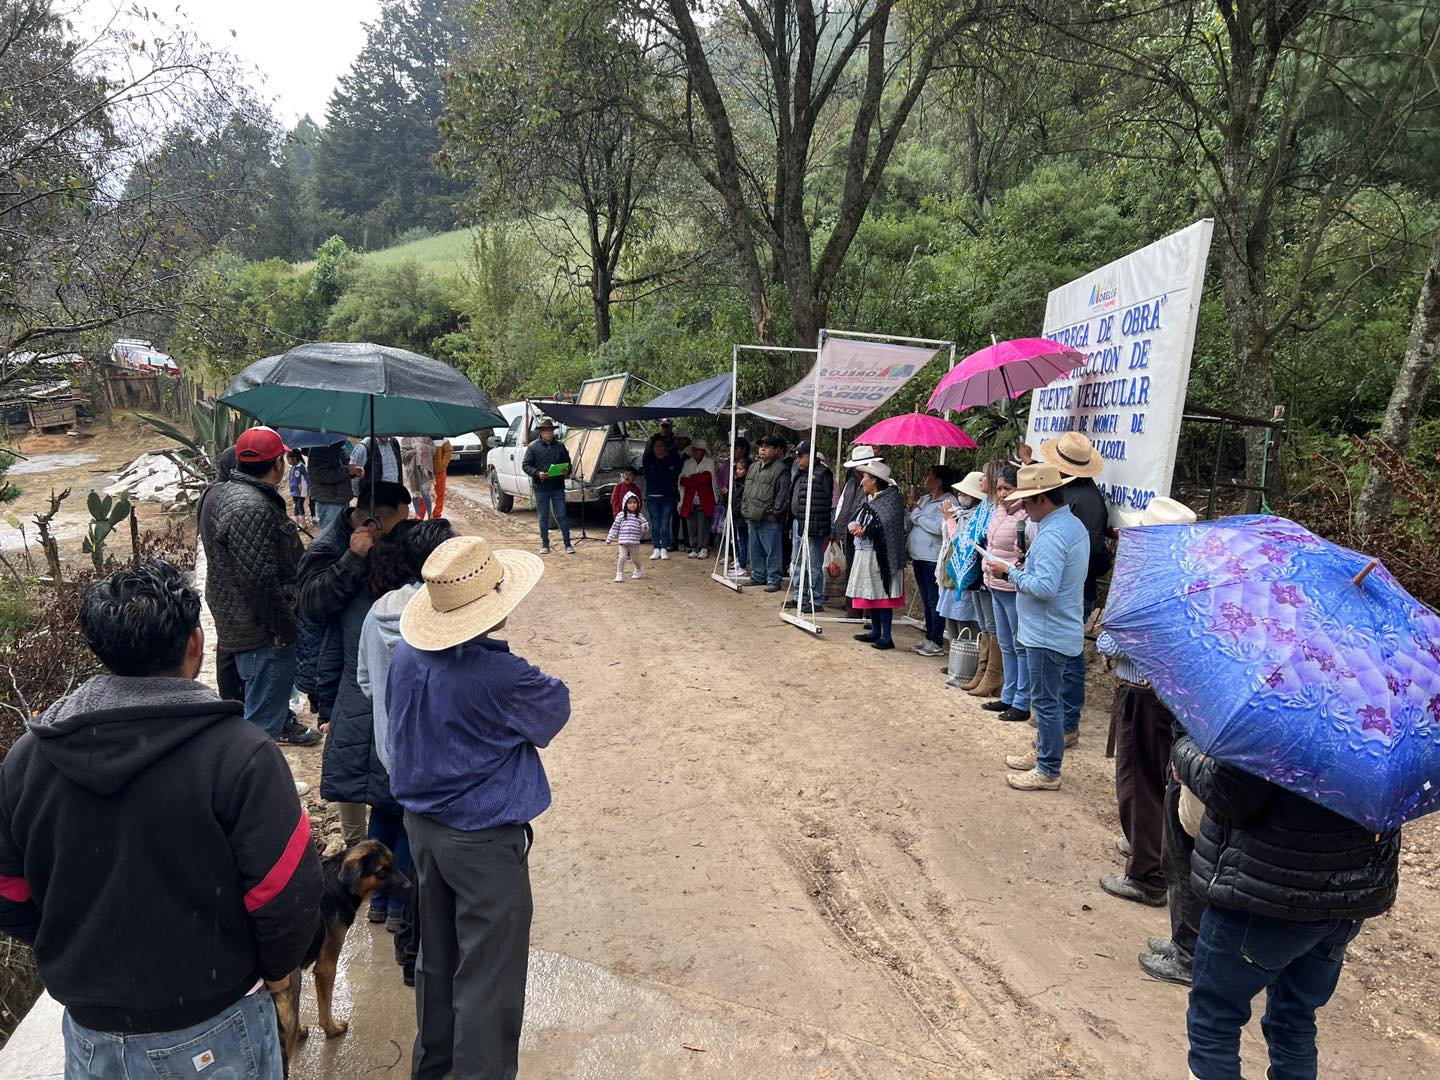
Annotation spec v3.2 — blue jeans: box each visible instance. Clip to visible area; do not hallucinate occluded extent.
[748,519,783,585]
[911,560,942,645]
[533,487,571,548]
[64,991,282,1079]
[1188,906,1362,1080]
[367,806,414,917]
[315,500,346,532]
[734,520,749,568]
[791,524,826,606]
[1025,646,1070,776]
[975,588,997,636]
[233,641,295,739]
[991,590,1029,710]
[646,495,675,551]
[1061,601,1094,732]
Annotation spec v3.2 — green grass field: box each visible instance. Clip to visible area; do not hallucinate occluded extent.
[294,228,477,273]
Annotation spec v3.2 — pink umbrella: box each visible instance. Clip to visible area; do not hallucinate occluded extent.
[927,337,1086,414]
[854,412,978,449]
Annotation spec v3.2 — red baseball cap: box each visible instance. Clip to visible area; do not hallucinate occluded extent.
[235,426,289,462]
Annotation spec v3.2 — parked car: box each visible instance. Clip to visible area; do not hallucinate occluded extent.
[486,400,643,514]
[447,431,487,471]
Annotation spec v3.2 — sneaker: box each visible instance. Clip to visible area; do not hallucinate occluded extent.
[613,574,625,583]
[999,708,1031,723]
[763,583,783,593]
[564,545,577,555]
[281,717,323,747]
[698,548,708,558]
[687,550,699,559]
[660,549,670,560]
[1138,950,1193,986]
[1117,837,1134,860]
[726,566,746,578]
[1064,731,1079,748]
[540,546,552,555]
[650,550,662,560]
[294,780,310,797]
[1004,752,1036,770]
[914,641,943,657]
[1006,768,1061,791]
[631,569,644,580]
[1100,873,1167,907]
[981,700,1010,713]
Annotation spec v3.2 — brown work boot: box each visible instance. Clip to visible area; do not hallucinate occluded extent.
[1006,768,1061,791]
[958,633,991,691]
[1064,731,1079,748]
[968,638,1003,697]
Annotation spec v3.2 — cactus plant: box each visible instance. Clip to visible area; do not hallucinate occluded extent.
[83,491,133,569]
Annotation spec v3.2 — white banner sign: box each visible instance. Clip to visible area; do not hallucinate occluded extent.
[1027,219,1214,520]
[744,336,940,431]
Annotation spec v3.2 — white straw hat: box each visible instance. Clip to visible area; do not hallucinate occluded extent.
[843,445,885,468]
[854,460,893,484]
[952,471,985,501]
[400,536,544,650]
[1005,463,1075,501]
[689,437,708,452]
[1117,496,1198,529]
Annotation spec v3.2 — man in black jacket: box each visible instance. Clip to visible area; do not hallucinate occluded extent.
[522,418,575,555]
[1173,735,1400,1080]
[199,427,319,745]
[0,561,322,1076]
[299,480,410,846]
[307,440,354,532]
[785,441,833,614]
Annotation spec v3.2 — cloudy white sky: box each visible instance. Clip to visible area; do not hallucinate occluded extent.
[91,0,384,123]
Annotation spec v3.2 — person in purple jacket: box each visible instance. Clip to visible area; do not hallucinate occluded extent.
[385,535,567,1080]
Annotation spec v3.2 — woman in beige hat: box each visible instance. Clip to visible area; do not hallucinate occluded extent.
[383,535,568,1077]
[845,461,907,649]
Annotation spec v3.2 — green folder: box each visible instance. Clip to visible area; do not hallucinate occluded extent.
[546,463,569,476]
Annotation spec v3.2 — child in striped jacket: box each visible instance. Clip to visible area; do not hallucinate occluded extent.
[606,490,650,581]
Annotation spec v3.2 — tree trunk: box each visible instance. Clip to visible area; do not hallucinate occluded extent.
[590,259,613,345]
[1356,221,1440,524]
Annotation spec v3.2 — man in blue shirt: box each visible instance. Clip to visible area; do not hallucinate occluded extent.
[985,463,1089,791]
[386,535,569,1080]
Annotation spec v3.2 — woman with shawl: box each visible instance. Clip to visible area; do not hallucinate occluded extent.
[845,460,908,650]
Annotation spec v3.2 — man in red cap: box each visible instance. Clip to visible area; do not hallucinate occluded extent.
[199,427,320,745]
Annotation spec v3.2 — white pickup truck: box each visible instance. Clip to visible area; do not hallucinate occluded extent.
[486,402,644,513]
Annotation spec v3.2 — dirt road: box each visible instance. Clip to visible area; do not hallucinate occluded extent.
[280,475,1439,1080]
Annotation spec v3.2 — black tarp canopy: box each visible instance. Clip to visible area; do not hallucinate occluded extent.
[536,371,733,428]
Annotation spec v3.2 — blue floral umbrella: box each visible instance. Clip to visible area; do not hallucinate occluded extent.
[1102,515,1440,832]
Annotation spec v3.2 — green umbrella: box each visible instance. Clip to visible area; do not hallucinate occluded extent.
[220,342,506,436]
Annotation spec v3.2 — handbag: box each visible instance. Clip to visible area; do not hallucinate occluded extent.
[947,626,980,679]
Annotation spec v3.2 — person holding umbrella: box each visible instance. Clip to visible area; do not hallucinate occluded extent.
[521,418,575,556]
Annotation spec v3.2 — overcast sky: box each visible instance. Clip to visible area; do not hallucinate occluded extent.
[156,0,385,123]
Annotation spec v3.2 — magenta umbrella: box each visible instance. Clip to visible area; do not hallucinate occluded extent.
[927,337,1086,414]
[854,411,978,449]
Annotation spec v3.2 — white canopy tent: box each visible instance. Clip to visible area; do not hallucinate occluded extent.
[733,329,956,635]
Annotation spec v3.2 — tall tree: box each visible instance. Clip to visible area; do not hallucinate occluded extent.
[313,0,465,248]
[1037,0,1440,504]
[637,0,987,344]
[1357,221,1440,523]
[441,0,671,344]
[0,1,227,378]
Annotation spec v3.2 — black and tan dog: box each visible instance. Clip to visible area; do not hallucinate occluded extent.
[275,838,412,1073]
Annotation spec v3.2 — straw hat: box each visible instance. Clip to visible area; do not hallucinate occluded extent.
[1117,496,1198,529]
[1039,432,1104,477]
[855,460,893,484]
[952,471,986,501]
[689,437,709,453]
[400,536,544,651]
[843,444,885,468]
[1005,463,1075,501]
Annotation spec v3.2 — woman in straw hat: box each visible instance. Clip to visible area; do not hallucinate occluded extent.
[383,536,569,1078]
[936,470,985,678]
[846,461,908,650]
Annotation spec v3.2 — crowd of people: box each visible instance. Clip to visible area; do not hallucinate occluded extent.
[0,414,1407,1080]
[0,424,568,1079]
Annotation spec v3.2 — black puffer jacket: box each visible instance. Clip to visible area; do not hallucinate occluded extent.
[1173,735,1400,922]
[294,514,351,720]
[199,472,303,652]
[306,443,353,507]
[789,460,834,538]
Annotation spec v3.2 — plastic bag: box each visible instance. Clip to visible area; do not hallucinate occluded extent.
[823,539,848,595]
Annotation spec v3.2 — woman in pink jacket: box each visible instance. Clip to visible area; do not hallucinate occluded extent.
[980,463,1030,722]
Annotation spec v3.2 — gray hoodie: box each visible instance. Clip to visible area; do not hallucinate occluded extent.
[357,582,420,770]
